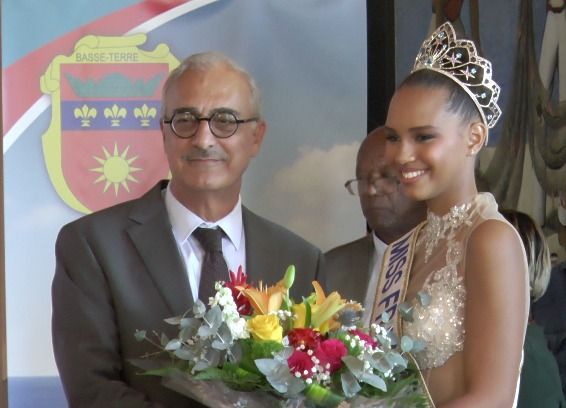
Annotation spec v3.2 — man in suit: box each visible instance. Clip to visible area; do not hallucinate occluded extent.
[52,52,322,407]
[323,127,426,324]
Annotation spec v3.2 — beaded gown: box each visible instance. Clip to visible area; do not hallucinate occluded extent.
[402,193,527,405]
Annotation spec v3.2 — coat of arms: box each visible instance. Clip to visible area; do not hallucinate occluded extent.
[41,34,179,213]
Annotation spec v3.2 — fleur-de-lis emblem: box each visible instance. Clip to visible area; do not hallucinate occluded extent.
[104,104,127,127]
[74,104,97,127]
[133,104,157,127]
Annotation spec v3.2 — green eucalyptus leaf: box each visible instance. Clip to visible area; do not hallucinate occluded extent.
[212,324,233,350]
[164,316,182,325]
[375,334,392,350]
[340,370,361,398]
[180,317,197,328]
[204,306,223,329]
[193,358,212,372]
[388,331,399,347]
[193,300,207,318]
[342,355,364,377]
[179,325,198,342]
[412,339,426,353]
[197,324,216,338]
[385,351,407,369]
[417,291,432,307]
[381,311,391,323]
[400,335,414,353]
[255,358,303,395]
[134,330,146,342]
[205,348,222,368]
[165,338,182,351]
[360,372,387,391]
[174,347,194,361]
[370,353,393,373]
[399,302,414,322]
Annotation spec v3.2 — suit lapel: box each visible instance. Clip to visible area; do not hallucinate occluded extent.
[127,182,193,315]
[359,235,374,292]
[242,207,262,284]
[242,207,280,285]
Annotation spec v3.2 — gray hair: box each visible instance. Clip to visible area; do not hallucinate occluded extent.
[161,51,262,118]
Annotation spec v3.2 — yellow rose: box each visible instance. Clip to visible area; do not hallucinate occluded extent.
[247,315,283,342]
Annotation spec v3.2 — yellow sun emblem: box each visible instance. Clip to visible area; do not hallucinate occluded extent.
[90,143,142,195]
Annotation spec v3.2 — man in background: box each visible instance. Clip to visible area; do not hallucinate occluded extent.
[323,126,426,324]
[52,52,322,407]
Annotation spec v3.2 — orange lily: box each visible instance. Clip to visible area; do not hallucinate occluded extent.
[238,281,286,315]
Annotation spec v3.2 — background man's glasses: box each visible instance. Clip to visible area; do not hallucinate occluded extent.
[345,177,400,196]
[163,110,258,139]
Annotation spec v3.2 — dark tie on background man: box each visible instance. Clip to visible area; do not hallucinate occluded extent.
[193,227,229,301]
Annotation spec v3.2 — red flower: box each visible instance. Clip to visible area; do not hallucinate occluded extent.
[287,350,315,379]
[225,266,253,316]
[315,339,347,373]
[349,329,378,348]
[287,328,322,350]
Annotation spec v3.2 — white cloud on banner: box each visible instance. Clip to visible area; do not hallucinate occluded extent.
[264,142,365,251]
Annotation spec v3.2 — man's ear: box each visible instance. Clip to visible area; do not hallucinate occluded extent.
[467,122,487,156]
[250,120,267,157]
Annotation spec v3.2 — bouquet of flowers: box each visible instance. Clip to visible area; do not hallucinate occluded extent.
[132,266,429,407]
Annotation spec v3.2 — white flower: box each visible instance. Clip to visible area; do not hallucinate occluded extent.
[227,317,249,340]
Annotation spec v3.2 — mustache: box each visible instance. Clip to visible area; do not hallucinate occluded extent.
[182,147,228,161]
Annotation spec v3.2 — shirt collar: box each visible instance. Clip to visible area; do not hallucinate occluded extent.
[372,232,387,254]
[164,185,243,250]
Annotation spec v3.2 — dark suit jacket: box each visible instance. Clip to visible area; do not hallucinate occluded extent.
[52,181,322,407]
[322,235,374,302]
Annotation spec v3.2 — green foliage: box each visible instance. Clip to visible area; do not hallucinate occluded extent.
[194,363,264,392]
[237,338,283,375]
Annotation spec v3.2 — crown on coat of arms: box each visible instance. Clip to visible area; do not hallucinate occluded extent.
[65,72,164,98]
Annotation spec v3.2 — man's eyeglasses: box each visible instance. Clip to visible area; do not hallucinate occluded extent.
[163,110,259,139]
[344,177,400,196]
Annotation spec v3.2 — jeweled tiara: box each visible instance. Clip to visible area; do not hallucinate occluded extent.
[412,22,501,130]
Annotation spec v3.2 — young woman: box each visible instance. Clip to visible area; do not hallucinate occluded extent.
[378,23,529,407]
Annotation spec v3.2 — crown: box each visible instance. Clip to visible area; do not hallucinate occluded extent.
[412,22,501,130]
[65,73,163,98]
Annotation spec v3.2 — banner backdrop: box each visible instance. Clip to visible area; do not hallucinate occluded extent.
[2,0,367,385]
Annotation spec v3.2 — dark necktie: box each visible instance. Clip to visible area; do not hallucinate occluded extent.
[193,227,229,302]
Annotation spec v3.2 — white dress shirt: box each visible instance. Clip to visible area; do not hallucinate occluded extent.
[164,186,246,301]
[362,233,387,326]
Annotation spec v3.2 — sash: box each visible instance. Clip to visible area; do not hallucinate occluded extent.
[371,225,420,329]
[371,223,435,407]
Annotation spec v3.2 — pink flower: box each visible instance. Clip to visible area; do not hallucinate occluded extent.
[287,328,322,350]
[349,329,378,348]
[315,339,347,373]
[287,350,315,379]
[225,266,253,316]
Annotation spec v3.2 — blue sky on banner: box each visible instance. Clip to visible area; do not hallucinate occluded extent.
[3,0,139,65]
[4,0,367,376]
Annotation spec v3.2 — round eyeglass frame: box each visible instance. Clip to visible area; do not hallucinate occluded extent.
[344,177,400,196]
[163,110,259,139]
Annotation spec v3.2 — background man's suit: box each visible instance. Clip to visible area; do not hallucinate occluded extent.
[323,234,374,303]
[52,181,322,407]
